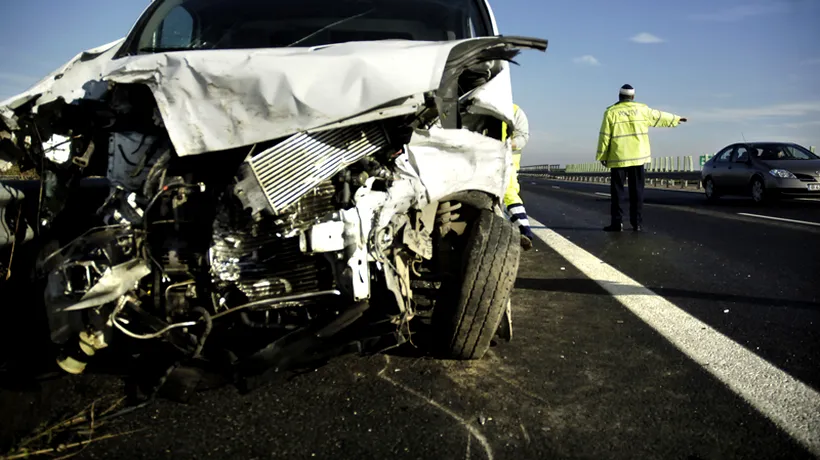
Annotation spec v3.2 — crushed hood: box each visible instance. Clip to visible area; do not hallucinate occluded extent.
[1,37,547,157]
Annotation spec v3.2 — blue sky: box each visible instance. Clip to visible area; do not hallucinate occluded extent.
[0,0,818,166]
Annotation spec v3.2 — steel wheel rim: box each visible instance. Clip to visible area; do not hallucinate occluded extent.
[706,180,714,197]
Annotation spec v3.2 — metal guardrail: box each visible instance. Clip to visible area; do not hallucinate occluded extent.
[522,147,817,176]
[519,170,705,190]
[519,155,705,189]
[520,154,704,190]
[561,156,698,174]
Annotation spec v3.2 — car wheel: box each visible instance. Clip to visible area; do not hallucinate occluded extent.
[704,177,719,202]
[439,209,521,360]
[750,176,766,204]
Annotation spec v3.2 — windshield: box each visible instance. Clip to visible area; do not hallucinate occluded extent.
[135,0,488,53]
[751,143,819,161]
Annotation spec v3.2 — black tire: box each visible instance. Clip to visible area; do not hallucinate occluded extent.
[750,176,767,204]
[440,209,521,360]
[704,177,719,202]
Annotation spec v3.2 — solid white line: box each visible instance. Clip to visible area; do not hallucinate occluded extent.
[794,198,820,202]
[541,179,704,194]
[594,192,610,197]
[527,217,820,456]
[737,213,820,228]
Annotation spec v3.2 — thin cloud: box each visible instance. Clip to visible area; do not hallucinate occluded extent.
[779,120,820,129]
[0,72,37,85]
[572,55,600,66]
[630,33,665,44]
[691,101,820,122]
[689,3,787,22]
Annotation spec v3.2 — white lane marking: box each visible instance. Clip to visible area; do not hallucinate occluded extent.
[527,217,820,456]
[594,192,610,197]
[552,186,561,189]
[794,198,820,202]
[542,179,704,194]
[737,213,820,228]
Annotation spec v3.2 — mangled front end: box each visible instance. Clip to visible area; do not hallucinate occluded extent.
[0,36,547,380]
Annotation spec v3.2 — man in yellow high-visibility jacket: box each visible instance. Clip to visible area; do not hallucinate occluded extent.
[503,104,534,251]
[596,84,687,232]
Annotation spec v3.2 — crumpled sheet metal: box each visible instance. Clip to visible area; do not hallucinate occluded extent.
[367,124,511,309]
[0,38,125,113]
[103,39,475,157]
[375,126,511,231]
[1,38,523,158]
[62,259,151,312]
[464,63,515,126]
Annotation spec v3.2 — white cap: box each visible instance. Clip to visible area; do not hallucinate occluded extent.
[619,84,635,97]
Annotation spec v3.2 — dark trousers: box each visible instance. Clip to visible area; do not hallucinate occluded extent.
[610,165,645,227]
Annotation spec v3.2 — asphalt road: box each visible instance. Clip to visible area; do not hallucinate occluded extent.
[1,179,819,459]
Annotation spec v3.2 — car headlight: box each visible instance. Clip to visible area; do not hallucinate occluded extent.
[768,169,797,179]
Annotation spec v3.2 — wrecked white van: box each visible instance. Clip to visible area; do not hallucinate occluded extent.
[0,0,547,384]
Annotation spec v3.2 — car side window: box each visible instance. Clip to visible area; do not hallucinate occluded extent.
[158,6,195,48]
[734,146,749,163]
[716,147,733,163]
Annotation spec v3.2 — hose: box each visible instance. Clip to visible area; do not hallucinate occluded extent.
[112,317,197,340]
[142,149,172,197]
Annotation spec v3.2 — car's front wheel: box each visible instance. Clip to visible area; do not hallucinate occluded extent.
[704,177,719,202]
[750,176,767,204]
[439,209,521,360]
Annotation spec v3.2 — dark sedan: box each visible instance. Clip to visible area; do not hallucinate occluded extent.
[701,142,820,203]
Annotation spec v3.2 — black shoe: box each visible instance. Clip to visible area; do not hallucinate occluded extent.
[633,225,644,232]
[520,235,533,252]
[603,223,623,232]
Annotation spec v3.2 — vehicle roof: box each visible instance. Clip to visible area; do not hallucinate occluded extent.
[720,141,803,149]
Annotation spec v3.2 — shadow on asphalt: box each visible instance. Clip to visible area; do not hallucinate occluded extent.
[535,226,603,232]
[515,277,820,311]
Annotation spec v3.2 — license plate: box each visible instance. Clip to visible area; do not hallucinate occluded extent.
[809,184,820,191]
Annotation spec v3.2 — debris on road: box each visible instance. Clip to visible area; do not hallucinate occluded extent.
[0,396,146,460]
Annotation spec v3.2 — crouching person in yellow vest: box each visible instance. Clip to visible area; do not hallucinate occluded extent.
[502,104,534,251]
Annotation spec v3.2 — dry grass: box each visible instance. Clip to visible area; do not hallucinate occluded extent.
[1,396,146,460]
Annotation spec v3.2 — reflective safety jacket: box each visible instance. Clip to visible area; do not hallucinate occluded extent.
[596,101,681,168]
[501,104,529,206]
[501,104,529,152]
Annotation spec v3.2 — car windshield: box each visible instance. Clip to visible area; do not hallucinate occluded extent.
[135,0,485,53]
[751,143,819,161]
